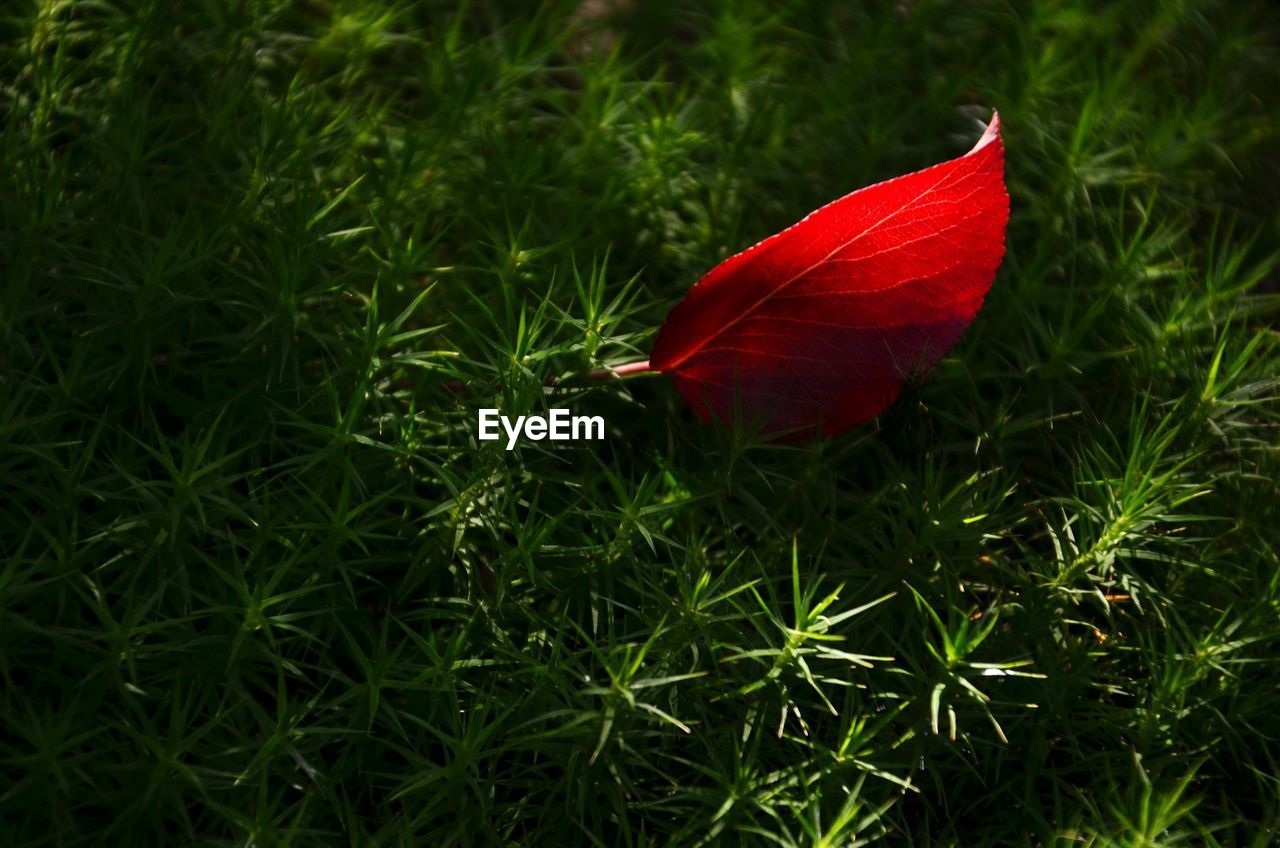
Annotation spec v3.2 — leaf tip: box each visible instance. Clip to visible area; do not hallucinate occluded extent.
[970,110,1002,154]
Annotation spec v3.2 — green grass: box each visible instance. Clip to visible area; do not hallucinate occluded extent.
[2,0,1278,844]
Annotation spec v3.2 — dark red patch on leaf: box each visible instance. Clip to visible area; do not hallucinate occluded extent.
[650,112,1009,436]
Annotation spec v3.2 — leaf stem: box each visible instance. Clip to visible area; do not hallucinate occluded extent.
[440,359,655,393]
[589,359,655,380]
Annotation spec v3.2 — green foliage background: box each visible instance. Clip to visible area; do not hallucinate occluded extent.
[2,0,1278,844]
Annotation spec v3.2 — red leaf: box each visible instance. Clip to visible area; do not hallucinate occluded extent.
[649,112,1009,436]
